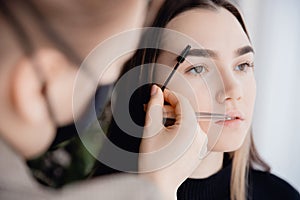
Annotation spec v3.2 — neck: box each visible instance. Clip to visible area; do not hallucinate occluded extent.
[190,151,224,179]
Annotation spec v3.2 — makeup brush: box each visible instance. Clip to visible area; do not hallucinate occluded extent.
[161,45,191,91]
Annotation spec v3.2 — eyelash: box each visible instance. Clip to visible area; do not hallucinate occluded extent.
[185,61,254,76]
[234,62,254,73]
[185,64,208,76]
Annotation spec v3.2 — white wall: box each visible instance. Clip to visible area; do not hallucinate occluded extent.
[239,0,300,191]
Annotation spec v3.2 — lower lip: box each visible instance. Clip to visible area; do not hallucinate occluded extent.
[215,119,244,128]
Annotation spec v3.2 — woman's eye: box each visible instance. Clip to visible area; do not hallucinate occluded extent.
[186,65,207,75]
[234,63,253,72]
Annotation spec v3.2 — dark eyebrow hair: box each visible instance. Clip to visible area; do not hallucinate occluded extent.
[187,49,218,58]
[235,45,254,56]
[186,45,254,59]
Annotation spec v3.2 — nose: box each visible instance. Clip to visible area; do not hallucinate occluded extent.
[216,72,243,104]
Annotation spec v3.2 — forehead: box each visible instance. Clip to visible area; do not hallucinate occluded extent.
[164,7,250,55]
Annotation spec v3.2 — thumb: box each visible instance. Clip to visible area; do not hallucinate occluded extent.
[144,85,164,137]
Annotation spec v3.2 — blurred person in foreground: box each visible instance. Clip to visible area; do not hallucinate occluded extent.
[0,0,181,199]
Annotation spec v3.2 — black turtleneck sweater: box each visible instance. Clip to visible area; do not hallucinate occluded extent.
[177,157,300,200]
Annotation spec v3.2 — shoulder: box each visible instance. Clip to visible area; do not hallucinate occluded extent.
[249,169,300,200]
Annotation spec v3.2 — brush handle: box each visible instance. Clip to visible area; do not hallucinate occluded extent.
[163,112,233,121]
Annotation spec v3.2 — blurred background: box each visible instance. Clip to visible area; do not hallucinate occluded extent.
[239,0,300,191]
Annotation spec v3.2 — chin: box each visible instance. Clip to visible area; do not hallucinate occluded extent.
[209,129,248,152]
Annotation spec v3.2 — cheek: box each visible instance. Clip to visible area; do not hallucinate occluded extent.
[243,76,256,115]
[162,75,215,133]
[178,79,215,133]
[180,77,214,112]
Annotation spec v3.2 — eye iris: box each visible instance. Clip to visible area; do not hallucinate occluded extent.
[195,66,204,73]
[238,64,246,71]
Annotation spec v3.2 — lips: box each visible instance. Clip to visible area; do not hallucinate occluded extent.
[215,110,245,128]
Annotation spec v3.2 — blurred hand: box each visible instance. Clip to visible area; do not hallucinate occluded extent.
[139,85,208,200]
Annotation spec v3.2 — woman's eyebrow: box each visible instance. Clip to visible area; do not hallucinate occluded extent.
[235,45,254,56]
[187,48,217,58]
[185,45,254,59]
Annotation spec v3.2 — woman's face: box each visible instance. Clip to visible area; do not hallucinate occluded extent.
[156,8,256,152]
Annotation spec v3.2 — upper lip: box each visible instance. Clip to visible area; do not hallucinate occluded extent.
[225,110,245,120]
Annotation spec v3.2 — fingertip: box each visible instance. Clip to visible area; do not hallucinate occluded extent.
[151,84,158,96]
[151,84,163,96]
[156,85,163,96]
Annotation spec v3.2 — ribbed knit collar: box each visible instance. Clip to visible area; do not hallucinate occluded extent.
[177,154,232,200]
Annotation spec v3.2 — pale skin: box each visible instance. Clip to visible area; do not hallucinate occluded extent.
[140,7,256,199]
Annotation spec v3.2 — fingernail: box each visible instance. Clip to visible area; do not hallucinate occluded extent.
[151,85,157,96]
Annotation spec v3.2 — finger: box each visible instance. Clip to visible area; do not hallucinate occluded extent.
[163,105,174,114]
[163,89,196,126]
[144,103,171,113]
[144,85,164,137]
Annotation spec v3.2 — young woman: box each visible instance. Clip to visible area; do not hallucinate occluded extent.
[95,0,300,199]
